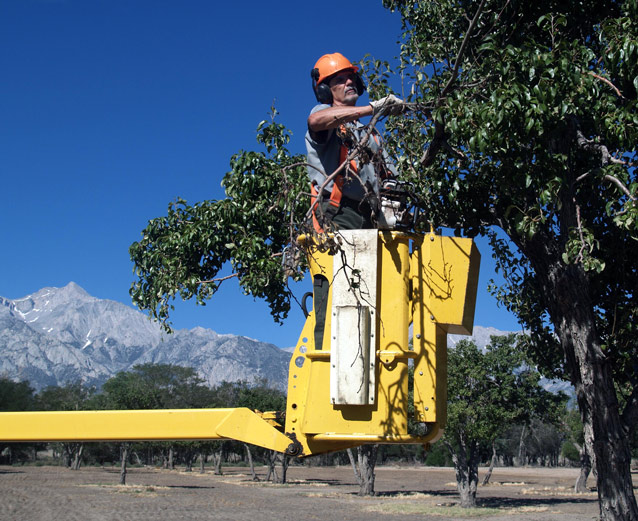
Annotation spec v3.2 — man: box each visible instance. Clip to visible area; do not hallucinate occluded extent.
[306,51,403,232]
[305,52,403,349]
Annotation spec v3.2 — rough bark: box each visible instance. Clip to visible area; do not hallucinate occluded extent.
[575,443,592,493]
[518,231,638,521]
[119,444,129,486]
[346,448,363,486]
[481,440,497,486]
[244,444,259,481]
[448,438,480,508]
[356,445,378,496]
[574,416,596,493]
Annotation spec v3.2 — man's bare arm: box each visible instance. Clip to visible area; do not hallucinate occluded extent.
[307,105,373,132]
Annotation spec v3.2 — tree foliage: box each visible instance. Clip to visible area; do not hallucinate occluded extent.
[100,363,214,410]
[0,377,35,412]
[129,108,308,332]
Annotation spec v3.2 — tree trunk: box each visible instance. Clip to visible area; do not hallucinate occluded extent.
[278,454,289,484]
[199,451,206,474]
[168,446,174,470]
[557,282,636,518]
[71,444,83,471]
[516,425,527,466]
[119,444,129,486]
[575,444,592,493]
[447,439,479,508]
[244,444,259,481]
[346,448,363,486]
[214,447,223,475]
[522,242,638,521]
[481,440,497,486]
[574,416,595,493]
[265,451,278,482]
[356,445,378,496]
[63,445,72,468]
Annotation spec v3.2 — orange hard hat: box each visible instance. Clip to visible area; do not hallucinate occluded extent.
[312,52,359,85]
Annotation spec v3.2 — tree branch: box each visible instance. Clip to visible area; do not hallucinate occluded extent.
[588,71,625,99]
[420,0,486,165]
[198,273,238,284]
[440,0,487,98]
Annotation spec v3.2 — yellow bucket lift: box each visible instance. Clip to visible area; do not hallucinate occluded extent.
[0,231,479,457]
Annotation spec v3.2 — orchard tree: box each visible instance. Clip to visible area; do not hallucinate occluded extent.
[372,1,638,519]
[37,381,96,469]
[100,364,214,483]
[0,377,36,464]
[444,335,564,507]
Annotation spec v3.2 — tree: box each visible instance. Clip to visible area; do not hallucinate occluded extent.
[346,445,379,496]
[374,1,638,518]
[37,381,96,469]
[0,377,36,464]
[443,335,564,507]
[0,377,35,412]
[100,364,215,483]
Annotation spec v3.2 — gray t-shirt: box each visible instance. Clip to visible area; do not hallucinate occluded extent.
[305,104,397,202]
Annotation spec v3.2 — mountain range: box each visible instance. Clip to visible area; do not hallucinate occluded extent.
[0,282,571,398]
[0,282,290,391]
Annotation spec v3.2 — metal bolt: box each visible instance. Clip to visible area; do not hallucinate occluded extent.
[419,371,423,376]
[416,334,421,339]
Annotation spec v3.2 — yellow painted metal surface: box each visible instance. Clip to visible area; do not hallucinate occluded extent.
[0,231,479,457]
[0,407,298,454]
[410,235,481,425]
[285,231,480,455]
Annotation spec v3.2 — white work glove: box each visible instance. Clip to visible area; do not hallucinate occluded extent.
[370,94,405,116]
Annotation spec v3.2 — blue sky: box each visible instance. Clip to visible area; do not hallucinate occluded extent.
[1,0,521,348]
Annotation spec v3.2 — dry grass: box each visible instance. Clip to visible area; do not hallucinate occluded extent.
[79,483,169,496]
[365,502,553,517]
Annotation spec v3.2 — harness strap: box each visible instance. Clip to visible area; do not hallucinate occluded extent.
[311,125,380,233]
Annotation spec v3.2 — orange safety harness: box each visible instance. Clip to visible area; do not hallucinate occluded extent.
[310,128,385,234]
[310,142,356,233]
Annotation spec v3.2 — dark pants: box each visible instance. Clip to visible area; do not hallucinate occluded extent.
[313,198,373,350]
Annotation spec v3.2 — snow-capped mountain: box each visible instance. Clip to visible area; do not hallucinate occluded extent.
[0,283,290,391]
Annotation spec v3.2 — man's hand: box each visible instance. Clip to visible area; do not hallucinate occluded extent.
[370,94,405,116]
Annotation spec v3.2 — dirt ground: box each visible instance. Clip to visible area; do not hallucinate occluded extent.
[0,464,635,521]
